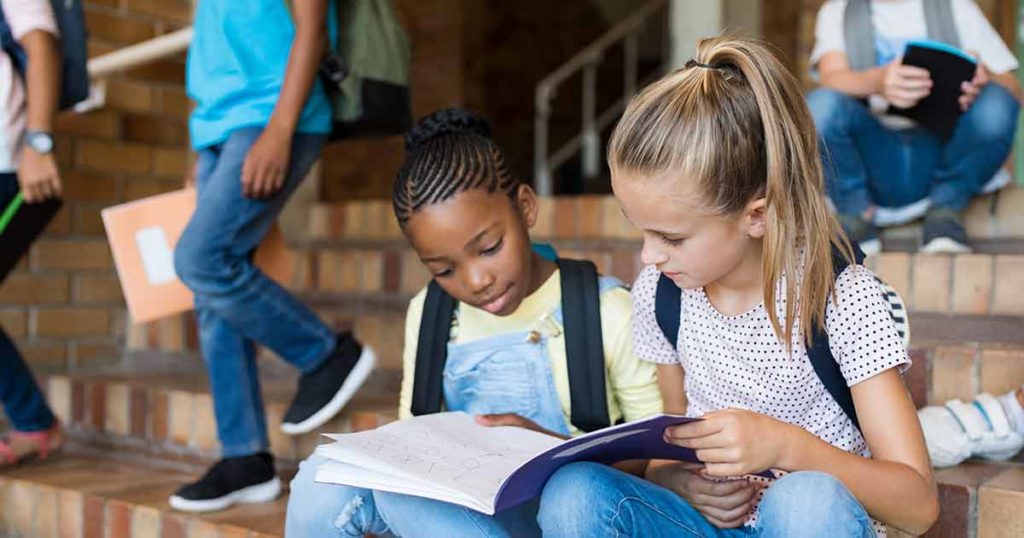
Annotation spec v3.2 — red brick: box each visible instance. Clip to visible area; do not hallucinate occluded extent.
[992,255,1024,315]
[0,308,27,337]
[33,240,112,270]
[384,251,402,293]
[104,500,131,538]
[122,178,180,200]
[161,513,187,538]
[158,87,192,117]
[87,381,106,431]
[35,307,112,337]
[85,9,156,45]
[930,345,978,404]
[152,148,189,179]
[911,255,952,313]
[82,495,104,538]
[73,274,124,303]
[72,380,86,424]
[0,274,69,304]
[125,0,193,23]
[576,195,603,238]
[150,390,168,441]
[553,197,577,238]
[978,468,1024,538]
[17,340,67,366]
[104,79,155,114]
[72,205,107,235]
[60,170,119,203]
[951,254,994,315]
[77,139,153,174]
[122,114,188,145]
[129,387,147,437]
[55,109,120,138]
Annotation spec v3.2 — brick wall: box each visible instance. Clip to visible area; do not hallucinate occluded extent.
[0,1,192,373]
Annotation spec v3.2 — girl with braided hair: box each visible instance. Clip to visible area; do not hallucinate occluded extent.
[285,108,662,537]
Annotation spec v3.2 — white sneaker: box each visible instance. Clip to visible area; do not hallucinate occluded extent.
[919,237,971,254]
[919,394,1024,468]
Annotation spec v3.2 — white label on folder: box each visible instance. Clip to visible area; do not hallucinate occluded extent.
[135,226,178,285]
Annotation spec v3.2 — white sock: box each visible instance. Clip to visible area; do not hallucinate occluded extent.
[998,387,1024,436]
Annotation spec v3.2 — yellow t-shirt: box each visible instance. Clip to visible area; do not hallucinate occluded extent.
[397,270,663,437]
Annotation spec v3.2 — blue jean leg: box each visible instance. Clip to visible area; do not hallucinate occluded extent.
[753,471,875,538]
[173,127,336,457]
[286,454,542,537]
[0,174,56,433]
[286,454,393,537]
[537,463,874,538]
[808,88,937,216]
[931,83,1020,211]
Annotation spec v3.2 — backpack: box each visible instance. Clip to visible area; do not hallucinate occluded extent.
[321,0,413,140]
[653,244,909,431]
[0,0,89,110]
[843,0,959,72]
[410,258,615,433]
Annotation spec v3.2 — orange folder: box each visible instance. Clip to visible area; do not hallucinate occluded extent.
[101,188,292,324]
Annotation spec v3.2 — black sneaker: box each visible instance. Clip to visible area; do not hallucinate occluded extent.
[921,208,971,254]
[169,453,280,512]
[280,333,375,435]
[838,212,881,256]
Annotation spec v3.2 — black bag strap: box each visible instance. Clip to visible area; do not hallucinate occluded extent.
[410,280,456,416]
[557,259,611,432]
[653,243,866,431]
[410,259,611,432]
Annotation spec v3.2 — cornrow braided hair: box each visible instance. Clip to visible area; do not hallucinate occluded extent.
[393,108,519,226]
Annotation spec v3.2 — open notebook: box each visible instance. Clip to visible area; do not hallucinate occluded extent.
[101,188,292,324]
[313,412,743,515]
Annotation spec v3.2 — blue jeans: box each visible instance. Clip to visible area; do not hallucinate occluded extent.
[0,174,56,433]
[808,84,1019,216]
[537,463,875,538]
[173,127,336,457]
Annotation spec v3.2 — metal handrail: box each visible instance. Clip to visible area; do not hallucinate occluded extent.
[75,27,194,112]
[534,0,669,195]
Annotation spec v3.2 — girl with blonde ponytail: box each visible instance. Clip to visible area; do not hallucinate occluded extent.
[535,37,938,538]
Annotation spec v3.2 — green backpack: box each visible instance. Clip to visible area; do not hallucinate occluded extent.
[288,0,413,140]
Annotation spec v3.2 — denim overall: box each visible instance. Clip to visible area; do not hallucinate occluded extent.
[286,275,623,537]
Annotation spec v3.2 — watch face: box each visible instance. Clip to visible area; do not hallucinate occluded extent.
[27,132,54,154]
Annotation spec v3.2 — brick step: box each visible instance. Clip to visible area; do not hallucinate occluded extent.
[0,456,287,538]
[2,455,1022,538]
[41,366,399,472]
[304,187,1024,248]
[904,343,1024,410]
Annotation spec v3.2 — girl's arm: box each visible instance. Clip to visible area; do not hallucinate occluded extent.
[779,369,938,535]
[242,0,328,199]
[16,23,62,203]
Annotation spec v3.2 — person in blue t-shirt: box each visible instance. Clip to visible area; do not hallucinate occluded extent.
[169,0,375,513]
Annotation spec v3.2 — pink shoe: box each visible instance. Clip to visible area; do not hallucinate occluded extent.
[0,423,61,467]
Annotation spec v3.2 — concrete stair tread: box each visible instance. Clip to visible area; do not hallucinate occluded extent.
[0,455,286,537]
[4,453,1024,537]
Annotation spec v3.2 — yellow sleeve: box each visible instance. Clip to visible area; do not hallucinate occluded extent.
[397,288,429,421]
[601,287,663,422]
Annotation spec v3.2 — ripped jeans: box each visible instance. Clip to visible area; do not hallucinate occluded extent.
[285,453,543,537]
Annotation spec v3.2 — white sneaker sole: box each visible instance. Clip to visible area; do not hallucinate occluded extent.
[169,476,281,513]
[920,237,971,254]
[280,346,376,435]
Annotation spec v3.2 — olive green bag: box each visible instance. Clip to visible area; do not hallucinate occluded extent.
[287,0,413,140]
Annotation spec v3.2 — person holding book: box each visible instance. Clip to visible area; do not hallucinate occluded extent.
[807,0,1020,254]
[168,0,375,512]
[285,108,663,537]
[535,37,938,537]
[0,0,65,467]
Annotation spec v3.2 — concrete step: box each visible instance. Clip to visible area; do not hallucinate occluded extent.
[0,455,287,538]
[2,454,1022,538]
[41,363,398,472]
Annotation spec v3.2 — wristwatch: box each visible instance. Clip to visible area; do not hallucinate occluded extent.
[24,130,55,155]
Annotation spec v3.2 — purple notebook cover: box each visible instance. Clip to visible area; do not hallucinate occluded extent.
[492,414,772,512]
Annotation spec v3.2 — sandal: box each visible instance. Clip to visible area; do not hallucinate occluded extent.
[0,423,61,467]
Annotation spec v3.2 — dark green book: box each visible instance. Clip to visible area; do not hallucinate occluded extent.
[0,192,62,281]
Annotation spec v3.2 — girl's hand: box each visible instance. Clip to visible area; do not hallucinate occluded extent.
[665,409,800,477]
[242,126,291,199]
[17,148,61,203]
[475,414,568,440]
[647,461,760,528]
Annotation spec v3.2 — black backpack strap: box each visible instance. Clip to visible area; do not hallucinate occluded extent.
[806,242,867,431]
[410,280,456,416]
[557,258,611,432]
[655,273,682,349]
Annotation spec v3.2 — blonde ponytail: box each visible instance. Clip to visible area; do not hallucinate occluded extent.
[609,36,853,347]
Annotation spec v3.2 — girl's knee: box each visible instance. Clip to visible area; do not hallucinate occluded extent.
[286,456,374,537]
[537,462,623,529]
[757,471,872,537]
[962,84,1020,142]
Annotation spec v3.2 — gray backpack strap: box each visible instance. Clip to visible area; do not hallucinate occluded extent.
[924,0,961,48]
[843,0,875,72]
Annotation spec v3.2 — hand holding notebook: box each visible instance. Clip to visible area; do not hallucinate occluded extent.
[887,40,979,139]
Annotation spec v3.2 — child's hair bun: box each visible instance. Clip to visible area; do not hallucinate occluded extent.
[405,108,492,152]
